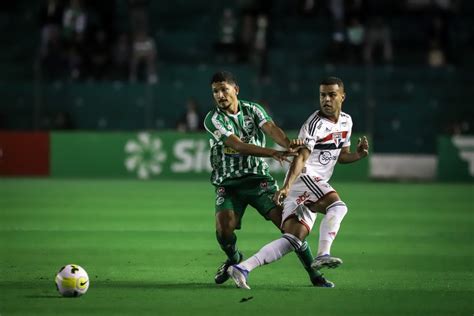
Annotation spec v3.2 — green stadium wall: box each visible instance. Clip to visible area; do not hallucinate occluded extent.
[49,131,370,181]
[4,132,473,182]
[437,136,474,181]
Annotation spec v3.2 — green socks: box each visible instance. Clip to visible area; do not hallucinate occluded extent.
[216,231,241,263]
[295,240,323,278]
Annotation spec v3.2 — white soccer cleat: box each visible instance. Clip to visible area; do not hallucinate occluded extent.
[228,265,251,290]
[311,254,343,270]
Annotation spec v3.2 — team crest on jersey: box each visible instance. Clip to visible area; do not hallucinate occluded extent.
[213,130,222,139]
[243,115,255,133]
[333,132,343,147]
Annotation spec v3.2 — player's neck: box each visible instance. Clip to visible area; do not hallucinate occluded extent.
[224,101,239,115]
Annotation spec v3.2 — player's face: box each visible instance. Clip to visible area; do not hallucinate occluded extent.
[319,84,345,119]
[211,81,239,112]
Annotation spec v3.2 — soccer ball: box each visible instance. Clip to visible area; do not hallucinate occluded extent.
[55,264,90,297]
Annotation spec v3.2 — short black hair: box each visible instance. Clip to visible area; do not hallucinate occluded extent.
[320,77,344,90]
[210,71,238,85]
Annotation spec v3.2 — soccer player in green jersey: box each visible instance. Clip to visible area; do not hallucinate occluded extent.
[204,71,331,287]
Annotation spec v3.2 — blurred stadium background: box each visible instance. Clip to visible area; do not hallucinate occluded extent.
[0,0,472,315]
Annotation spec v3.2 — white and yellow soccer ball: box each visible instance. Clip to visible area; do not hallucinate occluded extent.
[55,264,90,297]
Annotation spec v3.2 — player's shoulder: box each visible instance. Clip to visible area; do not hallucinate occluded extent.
[240,99,261,110]
[340,111,353,124]
[204,108,223,126]
[304,110,323,126]
[340,111,352,119]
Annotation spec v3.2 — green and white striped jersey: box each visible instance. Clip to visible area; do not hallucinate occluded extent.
[204,100,272,185]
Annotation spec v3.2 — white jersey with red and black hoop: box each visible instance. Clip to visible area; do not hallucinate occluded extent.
[297,110,352,182]
[280,110,353,231]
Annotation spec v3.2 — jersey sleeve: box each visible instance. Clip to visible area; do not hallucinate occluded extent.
[343,115,353,148]
[251,102,272,127]
[298,121,316,153]
[204,111,233,143]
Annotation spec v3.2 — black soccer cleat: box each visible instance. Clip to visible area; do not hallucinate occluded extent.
[311,274,335,288]
[214,252,243,284]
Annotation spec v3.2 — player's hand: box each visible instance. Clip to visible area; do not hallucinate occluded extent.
[273,187,289,205]
[288,139,305,152]
[356,136,369,158]
[271,150,298,164]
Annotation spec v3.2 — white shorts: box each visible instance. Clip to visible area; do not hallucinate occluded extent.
[281,175,336,232]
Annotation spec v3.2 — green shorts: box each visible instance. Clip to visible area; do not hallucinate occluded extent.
[214,174,279,229]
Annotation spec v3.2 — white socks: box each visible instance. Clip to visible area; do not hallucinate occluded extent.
[318,201,348,256]
[238,233,302,272]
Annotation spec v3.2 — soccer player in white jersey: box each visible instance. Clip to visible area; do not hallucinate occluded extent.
[228,76,369,289]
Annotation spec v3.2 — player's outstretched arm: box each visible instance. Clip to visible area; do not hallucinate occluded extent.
[224,134,297,162]
[261,121,291,149]
[338,136,369,164]
[274,147,310,205]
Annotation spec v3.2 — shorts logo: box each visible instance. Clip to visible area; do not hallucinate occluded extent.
[319,151,336,165]
[296,191,310,205]
[217,187,226,196]
[213,130,222,139]
[260,181,268,189]
[216,197,225,206]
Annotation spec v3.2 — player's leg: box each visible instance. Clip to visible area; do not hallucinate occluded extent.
[214,186,245,284]
[266,207,325,285]
[229,217,307,289]
[249,175,321,282]
[309,191,348,270]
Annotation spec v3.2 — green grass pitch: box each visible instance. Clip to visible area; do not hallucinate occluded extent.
[0,179,472,315]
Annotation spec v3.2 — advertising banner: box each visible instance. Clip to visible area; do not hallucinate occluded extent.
[438,136,474,181]
[0,132,49,176]
[51,131,370,181]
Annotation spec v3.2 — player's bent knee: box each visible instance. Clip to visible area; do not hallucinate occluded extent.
[282,233,303,251]
[281,217,309,242]
[310,192,341,214]
[326,200,348,217]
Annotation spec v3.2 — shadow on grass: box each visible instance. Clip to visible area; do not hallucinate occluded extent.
[93,281,306,292]
[93,281,229,290]
[24,295,62,299]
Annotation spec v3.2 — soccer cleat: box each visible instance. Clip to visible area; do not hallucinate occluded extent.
[228,265,250,290]
[311,274,335,288]
[311,254,343,270]
[214,252,243,284]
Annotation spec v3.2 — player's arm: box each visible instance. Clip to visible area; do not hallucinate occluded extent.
[224,134,296,163]
[261,121,291,149]
[338,136,369,164]
[273,147,311,205]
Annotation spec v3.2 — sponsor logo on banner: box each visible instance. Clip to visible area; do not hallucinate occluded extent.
[125,133,212,179]
[124,133,167,179]
[452,136,474,176]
